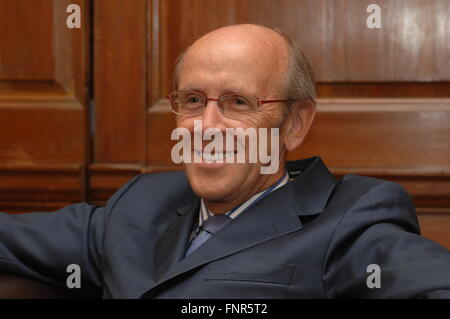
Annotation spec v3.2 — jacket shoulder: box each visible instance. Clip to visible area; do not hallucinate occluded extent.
[105,170,192,206]
[103,170,197,230]
[324,174,417,230]
[334,174,412,205]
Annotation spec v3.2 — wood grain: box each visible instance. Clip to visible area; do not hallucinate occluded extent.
[0,0,90,208]
[295,98,450,167]
[418,213,450,249]
[0,0,54,80]
[94,0,147,163]
[159,0,450,96]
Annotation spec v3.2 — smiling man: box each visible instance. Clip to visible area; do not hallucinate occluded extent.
[173,25,315,214]
[0,24,450,299]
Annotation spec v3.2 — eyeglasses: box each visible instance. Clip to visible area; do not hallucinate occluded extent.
[168,91,292,120]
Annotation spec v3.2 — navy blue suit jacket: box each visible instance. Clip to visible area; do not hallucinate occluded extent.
[1,156,449,298]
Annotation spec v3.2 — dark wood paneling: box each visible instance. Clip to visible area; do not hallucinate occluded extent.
[147,99,177,164]
[418,213,450,249]
[0,164,84,209]
[94,0,147,163]
[159,0,450,97]
[0,101,85,164]
[278,0,450,82]
[295,99,450,167]
[0,0,54,80]
[0,0,90,211]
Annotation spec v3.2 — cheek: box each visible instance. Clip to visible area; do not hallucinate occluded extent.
[176,117,194,130]
[247,108,284,129]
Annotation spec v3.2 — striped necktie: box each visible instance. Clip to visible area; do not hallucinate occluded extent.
[185,214,232,256]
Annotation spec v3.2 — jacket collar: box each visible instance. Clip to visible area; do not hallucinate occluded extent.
[286,156,337,215]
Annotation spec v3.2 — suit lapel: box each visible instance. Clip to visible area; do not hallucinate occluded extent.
[287,156,337,215]
[152,199,199,280]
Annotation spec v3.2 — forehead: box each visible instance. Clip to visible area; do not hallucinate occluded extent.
[178,32,287,96]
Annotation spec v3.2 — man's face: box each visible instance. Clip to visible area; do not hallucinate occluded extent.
[176,29,290,213]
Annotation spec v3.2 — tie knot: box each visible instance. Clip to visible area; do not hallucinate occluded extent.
[201,214,232,234]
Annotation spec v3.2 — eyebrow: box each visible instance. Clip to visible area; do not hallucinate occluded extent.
[180,86,255,97]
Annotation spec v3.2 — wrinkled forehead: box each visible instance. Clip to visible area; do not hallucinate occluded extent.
[179,28,288,95]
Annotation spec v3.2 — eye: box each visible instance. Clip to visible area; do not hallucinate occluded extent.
[220,95,254,114]
[181,93,204,107]
[233,96,249,105]
[186,96,200,103]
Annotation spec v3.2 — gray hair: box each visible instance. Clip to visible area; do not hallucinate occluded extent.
[273,28,316,107]
[172,27,316,110]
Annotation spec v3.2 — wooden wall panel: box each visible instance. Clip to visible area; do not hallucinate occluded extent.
[0,0,54,80]
[418,213,450,249]
[0,0,90,212]
[275,0,450,82]
[93,0,147,164]
[0,104,85,164]
[295,99,450,167]
[89,0,148,203]
[158,0,450,95]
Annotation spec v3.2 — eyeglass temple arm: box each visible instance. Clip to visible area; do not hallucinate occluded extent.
[258,99,292,104]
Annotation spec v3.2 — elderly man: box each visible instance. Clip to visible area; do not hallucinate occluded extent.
[0,24,449,299]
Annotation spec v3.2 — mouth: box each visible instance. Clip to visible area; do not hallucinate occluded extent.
[194,149,237,162]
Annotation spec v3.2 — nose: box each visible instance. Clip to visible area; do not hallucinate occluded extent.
[201,98,226,130]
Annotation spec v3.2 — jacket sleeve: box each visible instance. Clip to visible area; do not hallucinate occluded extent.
[322,180,450,299]
[0,175,141,297]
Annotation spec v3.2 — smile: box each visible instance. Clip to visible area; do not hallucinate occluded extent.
[194,149,236,162]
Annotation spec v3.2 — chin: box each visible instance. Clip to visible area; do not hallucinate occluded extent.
[192,176,235,201]
[185,164,241,201]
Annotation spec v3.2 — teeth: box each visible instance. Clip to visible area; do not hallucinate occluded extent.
[195,150,235,162]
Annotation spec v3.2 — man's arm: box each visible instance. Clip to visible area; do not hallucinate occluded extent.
[0,175,141,297]
[322,180,450,298]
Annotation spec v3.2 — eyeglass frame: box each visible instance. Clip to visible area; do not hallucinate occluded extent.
[167,91,294,117]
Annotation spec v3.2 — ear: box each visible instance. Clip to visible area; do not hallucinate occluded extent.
[283,101,316,152]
